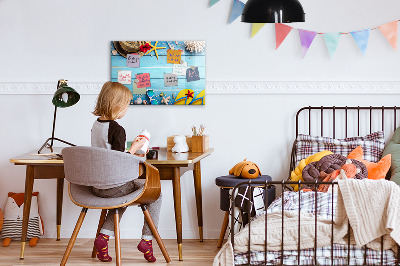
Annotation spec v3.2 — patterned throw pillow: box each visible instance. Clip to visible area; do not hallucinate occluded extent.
[294,131,385,166]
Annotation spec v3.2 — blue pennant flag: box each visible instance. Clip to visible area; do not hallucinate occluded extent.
[351,29,370,55]
[229,0,245,23]
[209,0,220,7]
[323,33,341,58]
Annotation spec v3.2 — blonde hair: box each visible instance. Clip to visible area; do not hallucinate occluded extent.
[93,81,133,120]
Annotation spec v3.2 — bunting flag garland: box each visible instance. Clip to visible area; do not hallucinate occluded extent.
[275,23,293,49]
[351,29,370,55]
[251,23,266,38]
[298,30,317,58]
[212,5,400,57]
[209,0,220,7]
[323,33,341,58]
[378,21,398,50]
[229,0,245,24]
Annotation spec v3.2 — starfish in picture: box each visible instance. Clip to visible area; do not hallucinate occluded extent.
[185,90,194,98]
[161,96,171,105]
[144,41,166,60]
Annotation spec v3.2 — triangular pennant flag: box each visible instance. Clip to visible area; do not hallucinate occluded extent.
[351,29,370,55]
[378,21,398,50]
[298,29,317,58]
[209,0,220,7]
[323,33,341,58]
[229,0,245,24]
[275,23,293,49]
[251,23,266,38]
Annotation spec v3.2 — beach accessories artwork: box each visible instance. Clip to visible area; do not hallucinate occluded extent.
[146,89,157,105]
[144,41,166,60]
[184,41,206,53]
[111,41,205,105]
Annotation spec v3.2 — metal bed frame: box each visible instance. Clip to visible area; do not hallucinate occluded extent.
[230,106,400,266]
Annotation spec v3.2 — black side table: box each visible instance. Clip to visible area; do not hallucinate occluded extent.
[215,175,275,248]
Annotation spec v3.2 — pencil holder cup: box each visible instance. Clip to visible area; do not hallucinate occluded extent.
[191,135,209,153]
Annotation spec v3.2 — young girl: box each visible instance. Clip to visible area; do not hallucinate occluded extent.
[91,81,162,263]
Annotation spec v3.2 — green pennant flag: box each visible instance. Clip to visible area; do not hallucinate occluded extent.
[323,33,341,58]
[209,0,220,7]
[251,23,266,38]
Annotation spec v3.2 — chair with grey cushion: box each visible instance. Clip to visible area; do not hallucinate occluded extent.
[60,146,171,266]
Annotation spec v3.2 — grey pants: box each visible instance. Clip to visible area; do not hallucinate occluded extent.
[92,180,162,240]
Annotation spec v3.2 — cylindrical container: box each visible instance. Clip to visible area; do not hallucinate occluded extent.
[136,129,150,154]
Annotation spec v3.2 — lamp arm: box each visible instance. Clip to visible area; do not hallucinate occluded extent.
[50,105,57,148]
[50,79,61,148]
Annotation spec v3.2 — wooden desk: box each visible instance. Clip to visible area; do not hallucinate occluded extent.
[146,148,213,260]
[9,148,64,260]
[10,147,213,261]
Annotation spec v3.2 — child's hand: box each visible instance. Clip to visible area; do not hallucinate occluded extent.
[129,137,147,155]
[134,148,149,157]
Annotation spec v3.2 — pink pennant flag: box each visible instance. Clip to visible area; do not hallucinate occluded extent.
[298,29,317,58]
[275,23,293,49]
[378,21,398,50]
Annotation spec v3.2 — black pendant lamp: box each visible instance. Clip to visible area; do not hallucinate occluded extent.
[242,0,305,23]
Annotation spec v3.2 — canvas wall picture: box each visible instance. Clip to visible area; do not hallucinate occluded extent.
[111,41,205,105]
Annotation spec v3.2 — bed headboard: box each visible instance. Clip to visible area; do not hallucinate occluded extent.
[290,106,400,179]
[295,106,400,138]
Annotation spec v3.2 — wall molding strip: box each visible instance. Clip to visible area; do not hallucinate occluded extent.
[0,81,399,95]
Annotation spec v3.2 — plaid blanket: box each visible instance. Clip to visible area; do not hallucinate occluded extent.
[234,191,397,265]
[234,244,397,265]
[266,190,336,220]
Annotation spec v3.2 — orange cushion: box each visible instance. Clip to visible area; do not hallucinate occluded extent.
[347,146,391,180]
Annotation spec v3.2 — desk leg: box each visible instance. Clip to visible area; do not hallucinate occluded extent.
[56,178,64,241]
[193,161,203,242]
[20,165,35,259]
[172,167,183,261]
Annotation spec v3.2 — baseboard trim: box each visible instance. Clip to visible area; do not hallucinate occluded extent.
[1,81,399,95]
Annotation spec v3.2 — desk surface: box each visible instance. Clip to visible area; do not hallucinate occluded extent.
[10,147,214,165]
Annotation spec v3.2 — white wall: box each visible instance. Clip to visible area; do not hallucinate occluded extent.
[1,0,400,239]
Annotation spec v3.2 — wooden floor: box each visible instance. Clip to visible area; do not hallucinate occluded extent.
[0,239,221,265]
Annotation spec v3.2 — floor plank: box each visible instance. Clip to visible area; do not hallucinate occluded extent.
[0,239,221,265]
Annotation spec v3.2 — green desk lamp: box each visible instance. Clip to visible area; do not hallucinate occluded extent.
[38,79,80,154]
